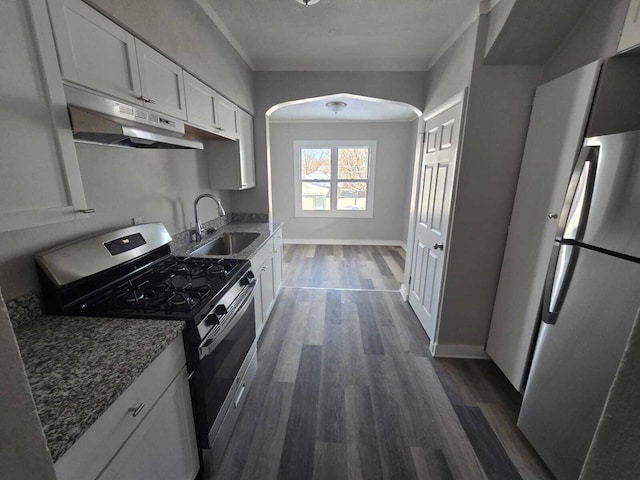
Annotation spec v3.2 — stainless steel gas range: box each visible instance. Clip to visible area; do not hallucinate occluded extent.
[35,223,257,475]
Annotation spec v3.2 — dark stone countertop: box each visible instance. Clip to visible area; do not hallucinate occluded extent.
[172,221,283,260]
[13,314,184,462]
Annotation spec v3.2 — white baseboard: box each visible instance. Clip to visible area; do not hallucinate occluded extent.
[429,342,490,359]
[283,238,405,247]
[399,284,409,301]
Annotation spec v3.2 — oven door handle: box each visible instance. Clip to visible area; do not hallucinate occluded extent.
[198,284,255,360]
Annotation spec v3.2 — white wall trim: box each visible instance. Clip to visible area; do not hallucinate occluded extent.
[283,238,404,247]
[479,0,503,15]
[429,341,490,359]
[400,241,407,251]
[399,283,409,301]
[193,0,256,70]
[425,9,479,71]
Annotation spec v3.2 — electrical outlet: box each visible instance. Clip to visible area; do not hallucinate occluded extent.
[132,216,143,225]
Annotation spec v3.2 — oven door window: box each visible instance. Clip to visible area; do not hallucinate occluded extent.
[200,297,255,432]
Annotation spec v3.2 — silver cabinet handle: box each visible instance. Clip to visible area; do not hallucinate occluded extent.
[548,213,558,219]
[127,402,145,417]
[215,126,225,131]
[433,243,444,250]
[138,95,156,104]
[78,209,95,214]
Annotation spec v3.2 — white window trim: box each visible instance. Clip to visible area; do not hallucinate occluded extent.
[293,140,377,219]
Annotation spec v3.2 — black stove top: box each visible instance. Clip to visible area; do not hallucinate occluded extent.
[75,256,248,321]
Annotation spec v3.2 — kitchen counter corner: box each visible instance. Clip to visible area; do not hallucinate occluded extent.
[13,314,184,462]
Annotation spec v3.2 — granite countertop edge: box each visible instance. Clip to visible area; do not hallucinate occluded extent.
[172,221,283,260]
[13,313,185,462]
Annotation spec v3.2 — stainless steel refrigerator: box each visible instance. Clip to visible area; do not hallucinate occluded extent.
[517,130,640,480]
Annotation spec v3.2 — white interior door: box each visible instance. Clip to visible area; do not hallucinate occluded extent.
[409,94,464,340]
[486,61,601,390]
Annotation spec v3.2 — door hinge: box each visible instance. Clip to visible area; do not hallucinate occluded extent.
[409,275,412,285]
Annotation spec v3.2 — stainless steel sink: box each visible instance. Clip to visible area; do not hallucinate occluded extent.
[189,232,260,256]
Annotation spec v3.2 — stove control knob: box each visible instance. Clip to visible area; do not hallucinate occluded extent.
[204,313,219,326]
[214,304,228,316]
[240,271,256,286]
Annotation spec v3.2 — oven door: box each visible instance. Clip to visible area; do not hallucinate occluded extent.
[192,283,256,447]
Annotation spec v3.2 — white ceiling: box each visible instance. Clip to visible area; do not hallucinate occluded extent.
[202,0,483,71]
[269,94,420,122]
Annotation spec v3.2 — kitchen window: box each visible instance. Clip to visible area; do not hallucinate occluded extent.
[293,140,376,218]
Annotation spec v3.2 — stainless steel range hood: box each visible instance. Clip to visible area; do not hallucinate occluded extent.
[64,84,204,149]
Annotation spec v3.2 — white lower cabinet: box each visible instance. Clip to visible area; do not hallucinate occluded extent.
[251,226,284,339]
[98,368,198,480]
[54,336,199,480]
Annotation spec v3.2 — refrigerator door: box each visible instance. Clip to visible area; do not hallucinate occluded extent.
[518,246,640,480]
[562,131,640,259]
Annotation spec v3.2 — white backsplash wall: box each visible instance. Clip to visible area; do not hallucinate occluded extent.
[0,143,229,300]
[270,121,415,244]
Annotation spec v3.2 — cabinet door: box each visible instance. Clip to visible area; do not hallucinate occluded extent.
[214,93,238,138]
[0,0,88,233]
[184,71,215,130]
[98,368,199,480]
[618,0,640,52]
[237,109,256,189]
[272,229,283,295]
[47,0,142,103]
[254,269,265,339]
[260,257,275,322]
[135,40,186,119]
[486,61,602,390]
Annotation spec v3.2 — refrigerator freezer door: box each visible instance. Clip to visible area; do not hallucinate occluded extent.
[518,246,640,480]
[572,132,640,259]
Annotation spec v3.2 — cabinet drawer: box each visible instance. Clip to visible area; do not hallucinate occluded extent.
[54,335,186,480]
[250,237,274,273]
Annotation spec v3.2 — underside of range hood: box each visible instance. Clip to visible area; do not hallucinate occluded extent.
[64,84,205,150]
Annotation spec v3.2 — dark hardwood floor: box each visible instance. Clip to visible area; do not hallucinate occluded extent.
[213,245,553,480]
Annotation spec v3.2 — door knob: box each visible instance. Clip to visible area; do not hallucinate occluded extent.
[548,213,558,219]
[433,243,444,251]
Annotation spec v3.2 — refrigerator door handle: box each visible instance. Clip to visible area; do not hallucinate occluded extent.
[558,146,599,241]
[542,244,580,324]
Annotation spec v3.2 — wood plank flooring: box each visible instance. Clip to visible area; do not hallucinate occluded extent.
[212,245,553,480]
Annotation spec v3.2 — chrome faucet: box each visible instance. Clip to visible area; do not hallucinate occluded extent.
[193,194,226,242]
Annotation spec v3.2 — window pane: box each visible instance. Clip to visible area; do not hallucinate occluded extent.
[302,181,331,210]
[301,148,331,180]
[338,147,369,180]
[337,181,367,211]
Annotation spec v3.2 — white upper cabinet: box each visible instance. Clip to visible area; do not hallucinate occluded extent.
[214,93,239,139]
[47,0,142,104]
[618,0,640,53]
[135,40,186,120]
[208,109,256,190]
[0,0,89,233]
[237,109,256,189]
[184,71,216,130]
[47,0,187,120]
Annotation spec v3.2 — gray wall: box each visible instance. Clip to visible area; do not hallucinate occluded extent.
[233,71,428,215]
[420,13,541,349]
[270,121,415,243]
[0,145,228,300]
[541,0,629,83]
[423,21,478,114]
[0,292,56,480]
[87,0,254,112]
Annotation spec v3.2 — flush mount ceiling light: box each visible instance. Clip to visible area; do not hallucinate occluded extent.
[326,101,347,114]
[296,0,320,6]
